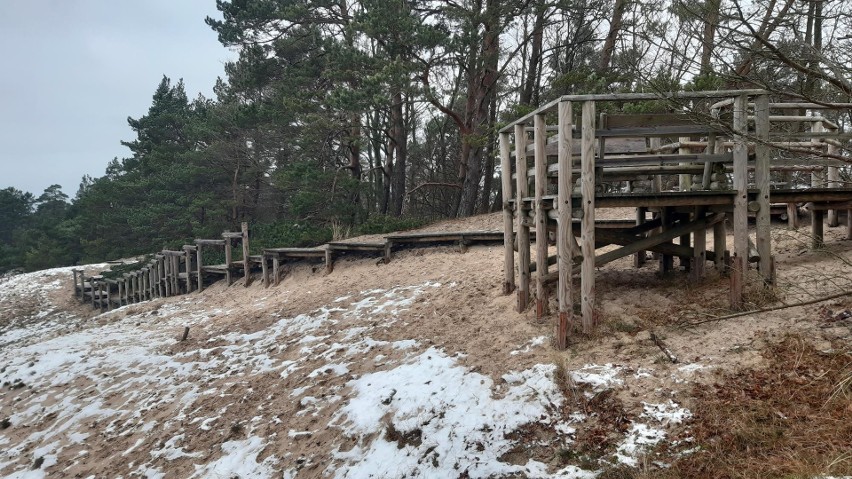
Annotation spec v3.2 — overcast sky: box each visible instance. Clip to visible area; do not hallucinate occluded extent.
[0,1,236,198]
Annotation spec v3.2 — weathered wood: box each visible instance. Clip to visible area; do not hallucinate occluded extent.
[241,222,251,286]
[754,94,772,284]
[500,132,515,295]
[713,219,727,273]
[812,209,825,248]
[272,256,281,287]
[659,207,673,273]
[580,101,596,332]
[534,114,549,319]
[515,124,531,312]
[325,247,333,274]
[196,245,203,292]
[224,238,233,286]
[691,208,707,280]
[557,101,573,349]
[261,253,269,287]
[195,239,226,246]
[827,127,840,227]
[634,207,647,267]
[731,94,749,309]
[730,256,745,310]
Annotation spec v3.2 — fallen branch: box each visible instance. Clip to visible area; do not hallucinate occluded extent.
[686,290,852,326]
[650,332,678,364]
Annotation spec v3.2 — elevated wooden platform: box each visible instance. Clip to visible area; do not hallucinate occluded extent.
[499,89,852,349]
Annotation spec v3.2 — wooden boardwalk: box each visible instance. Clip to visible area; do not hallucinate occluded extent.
[72,228,505,311]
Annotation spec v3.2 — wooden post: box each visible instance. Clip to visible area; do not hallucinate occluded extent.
[827,128,840,227]
[534,114,549,319]
[580,101,596,332]
[184,247,194,293]
[141,268,148,301]
[557,101,574,349]
[634,207,647,267]
[261,253,269,287]
[515,124,531,312]
[224,238,233,286]
[714,220,727,273]
[678,136,692,191]
[731,94,749,310]
[241,222,251,286]
[72,270,80,299]
[691,208,706,280]
[659,207,674,273]
[325,247,333,274]
[754,94,773,284]
[812,210,825,248]
[196,245,203,292]
[172,255,180,294]
[78,271,86,302]
[499,132,515,295]
[272,255,281,287]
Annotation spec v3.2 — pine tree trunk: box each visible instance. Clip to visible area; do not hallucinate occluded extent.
[389,90,407,216]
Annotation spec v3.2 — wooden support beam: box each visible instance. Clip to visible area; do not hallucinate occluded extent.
[634,207,648,267]
[827,127,840,227]
[242,222,251,286]
[754,95,773,284]
[534,114,549,319]
[580,101,596,332]
[224,237,233,286]
[196,245,203,292]
[184,247,194,293]
[261,253,269,286]
[812,210,825,248]
[659,207,674,273]
[730,94,749,310]
[325,247,333,274]
[714,219,727,274]
[272,255,281,287]
[691,208,707,280]
[557,101,573,349]
[500,132,515,295]
[515,124,531,312]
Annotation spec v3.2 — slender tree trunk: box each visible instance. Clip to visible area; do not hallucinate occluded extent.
[389,89,407,216]
[600,0,628,72]
[521,4,545,106]
[700,0,722,75]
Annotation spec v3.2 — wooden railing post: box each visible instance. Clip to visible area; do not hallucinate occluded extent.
[514,124,531,312]
[580,101,596,331]
[731,94,749,309]
[499,132,515,295]
[557,101,574,349]
[534,114,549,319]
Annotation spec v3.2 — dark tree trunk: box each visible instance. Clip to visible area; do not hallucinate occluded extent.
[389,90,407,216]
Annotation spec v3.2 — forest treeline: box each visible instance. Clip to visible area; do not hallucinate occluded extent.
[2,0,850,272]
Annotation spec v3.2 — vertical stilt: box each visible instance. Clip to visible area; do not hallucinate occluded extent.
[812,209,825,248]
[515,124,531,312]
[754,94,773,284]
[634,207,647,267]
[224,238,233,286]
[242,222,251,286]
[659,207,674,273]
[499,132,515,295]
[534,114,549,319]
[196,246,203,292]
[731,94,749,310]
[691,208,706,280]
[580,101,596,332]
[261,253,269,287]
[557,101,574,349]
[272,255,280,287]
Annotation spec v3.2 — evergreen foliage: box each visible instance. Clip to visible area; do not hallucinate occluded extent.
[2,0,850,273]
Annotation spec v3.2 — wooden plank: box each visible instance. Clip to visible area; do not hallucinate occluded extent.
[754,95,772,284]
[195,239,226,246]
[500,132,515,295]
[557,101,573,349]
[597,124,721,138]
[515,124,531,312]
[534,114,549,319]
[242,222,251,287]
[263,247,327,256]
[327,242,388,251]
[603,113,701,129]
[222,231,242,239]
[196,245,203,292]
[731,94,749,310]
[580,101,596,332]
[593,213,725,268]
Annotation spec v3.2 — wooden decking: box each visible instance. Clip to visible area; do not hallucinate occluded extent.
[72,226,507,310]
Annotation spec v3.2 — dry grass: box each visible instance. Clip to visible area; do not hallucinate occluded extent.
[654,335,852,479]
